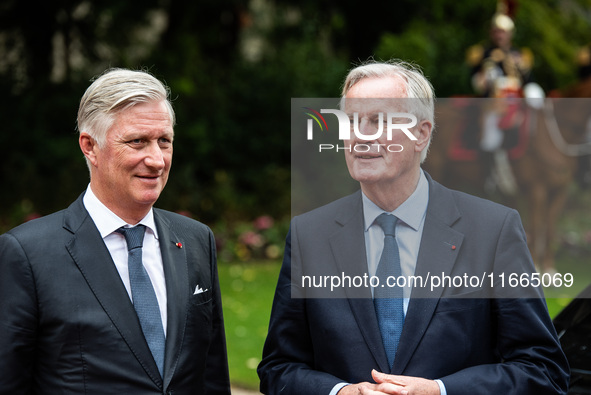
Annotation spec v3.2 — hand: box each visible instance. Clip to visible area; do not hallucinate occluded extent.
[338,382,378,395]
[358,370,440,395]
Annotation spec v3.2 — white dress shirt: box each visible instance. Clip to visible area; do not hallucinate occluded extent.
[362,169,429,308]
[83,185,168,336]
[330,171,446,395]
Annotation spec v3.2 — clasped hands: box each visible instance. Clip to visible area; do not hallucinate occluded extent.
[338,370,440,395]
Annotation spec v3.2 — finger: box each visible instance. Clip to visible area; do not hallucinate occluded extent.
[345,382,377,395]
[372,369,407,386]
[360,387,391,395]
[361,386,409,395]
[377,382,409,395]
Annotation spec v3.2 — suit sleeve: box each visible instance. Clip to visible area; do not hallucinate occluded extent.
[203,229,232,395]
[440,210,570,394]
[0,232,38,393]
[258,225,345,395]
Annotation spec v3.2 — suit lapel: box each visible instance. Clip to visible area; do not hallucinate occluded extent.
[63,196,163,387]
[154,210,189,389]
[392,176,465,374]
[329,192,391,373]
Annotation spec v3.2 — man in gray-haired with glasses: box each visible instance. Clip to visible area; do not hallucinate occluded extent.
[259,60,569,395]
[0,68,230,394]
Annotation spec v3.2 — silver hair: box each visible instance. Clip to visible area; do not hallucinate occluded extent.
[77,68,175,151]
[341,60,435,162]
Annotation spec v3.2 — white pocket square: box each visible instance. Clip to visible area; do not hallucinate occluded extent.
[193,285,208,295]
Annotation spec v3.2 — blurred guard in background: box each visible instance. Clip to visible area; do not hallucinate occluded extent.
[466,3,543,194]
[468,12,533,100]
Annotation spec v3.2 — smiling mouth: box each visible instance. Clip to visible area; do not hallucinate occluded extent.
[356,154,381,159]
[137,175,160,180]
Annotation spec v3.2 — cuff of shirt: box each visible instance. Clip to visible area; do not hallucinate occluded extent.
[329,382,349,395]
[435,379,447,395]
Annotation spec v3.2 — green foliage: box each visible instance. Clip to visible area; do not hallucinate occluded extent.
[374,0,591,96]
[373,1,491,96]
[516,0,591,90]
[219,261,281,389]
[2,0,591,229]
[213,215,290,262]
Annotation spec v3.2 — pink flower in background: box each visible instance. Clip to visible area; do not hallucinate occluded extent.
[239,231,264,248]
[254,215,274,231]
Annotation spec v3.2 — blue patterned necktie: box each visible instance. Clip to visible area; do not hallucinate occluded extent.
[117,225,165,377]
[373,213,404,370]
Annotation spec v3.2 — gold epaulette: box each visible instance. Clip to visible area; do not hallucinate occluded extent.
[577,46,591,66]
[520,47,533,70]
[466,44,484,66]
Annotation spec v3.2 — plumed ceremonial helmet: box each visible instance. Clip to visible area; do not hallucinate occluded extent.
[491,13,514,32]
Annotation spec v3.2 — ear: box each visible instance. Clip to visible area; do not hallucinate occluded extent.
[414,120,432,153]
[79,132,99,167]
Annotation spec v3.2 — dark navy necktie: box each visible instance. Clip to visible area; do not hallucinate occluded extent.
[373,213,404,370]
[117,225,165,377]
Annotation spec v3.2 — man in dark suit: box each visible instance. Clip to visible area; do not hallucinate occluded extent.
[0,68,230,394]
[258,61,569,394]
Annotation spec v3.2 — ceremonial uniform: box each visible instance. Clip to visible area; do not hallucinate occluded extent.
[467,42,533,98]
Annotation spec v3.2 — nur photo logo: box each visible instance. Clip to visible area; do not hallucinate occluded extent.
[303,107,418,153]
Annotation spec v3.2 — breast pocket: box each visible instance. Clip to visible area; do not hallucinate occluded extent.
[187,288,214,333]
[191,289,212,306]
[434,297,488,313]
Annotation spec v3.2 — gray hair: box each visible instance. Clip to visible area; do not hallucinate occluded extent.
[77,68,175,150]
[341,60,435,162]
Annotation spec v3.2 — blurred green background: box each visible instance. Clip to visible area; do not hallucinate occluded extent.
[2,0,591,391]
[3,0,591,229]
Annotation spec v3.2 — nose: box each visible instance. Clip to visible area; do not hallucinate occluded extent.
[353,116,381,143]
[144,141,166,170]
[358,117,375,135]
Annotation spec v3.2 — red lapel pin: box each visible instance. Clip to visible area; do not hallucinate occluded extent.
[175,242,183,249]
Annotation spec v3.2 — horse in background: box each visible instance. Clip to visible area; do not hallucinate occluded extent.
[424,79,591,274]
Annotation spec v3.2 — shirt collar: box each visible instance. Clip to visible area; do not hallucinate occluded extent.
[362,170,429,231]
[82,185,159,239]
